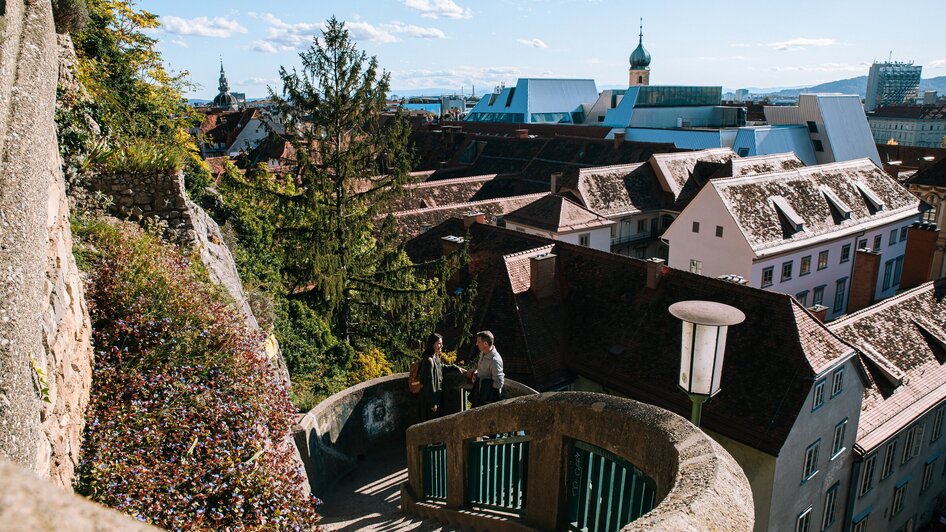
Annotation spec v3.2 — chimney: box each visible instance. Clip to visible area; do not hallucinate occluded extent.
[515,128,529,139]
[530,253,557,299]
[613,131,626,150]
[550,172,562,193]
[646,258,666,289]
[848,248,882,314]
[439,161,448,169]
[463,212,485,229]
[441,235,464,257]
[900,222,939,290]
[808,304,828,323]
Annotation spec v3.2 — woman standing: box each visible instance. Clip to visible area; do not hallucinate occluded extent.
[419,333,444,421]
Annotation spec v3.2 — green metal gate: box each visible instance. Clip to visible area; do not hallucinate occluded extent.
[467,434,529,514]
[422,443,447,501]
[565,440,656,531]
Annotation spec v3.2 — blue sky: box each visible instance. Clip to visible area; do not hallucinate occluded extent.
[138,0,946,99]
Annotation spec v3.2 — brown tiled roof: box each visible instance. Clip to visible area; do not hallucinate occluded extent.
[405,220,853,455]
[504,194,615,233]
[711,152,806,179]
[870,104,946,120]
[906,155,946,187]
[650,148,735,204]
[563,163,664,218]
[712,158,922,256]
[389,193,548,239]
[828,281,946,453]
[387,173,547,212]
[199,108,259,147]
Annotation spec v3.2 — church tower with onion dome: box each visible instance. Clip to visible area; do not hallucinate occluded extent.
[628,19,651,87]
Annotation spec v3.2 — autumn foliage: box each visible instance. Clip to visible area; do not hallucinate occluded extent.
[76,221,320,530]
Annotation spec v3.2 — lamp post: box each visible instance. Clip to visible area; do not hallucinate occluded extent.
[669,300,745,427]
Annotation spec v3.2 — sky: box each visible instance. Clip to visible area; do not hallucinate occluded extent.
[137,0,946,100]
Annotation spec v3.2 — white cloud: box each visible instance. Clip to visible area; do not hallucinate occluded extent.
[161,16,248,38]
[390,65,526,90]
[733,37,843,51]
[584,58,602,65]
[698,55,749,62]
[171,37,189,48]
[242,77,279,86]
[517,38,547,49]
[929,59,946,69]
[403,0,472,19]
[251,14,446,53]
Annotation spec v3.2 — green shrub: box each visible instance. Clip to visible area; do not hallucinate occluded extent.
[76,221,320,529]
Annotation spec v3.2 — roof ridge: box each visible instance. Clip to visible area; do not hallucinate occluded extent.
[503,244,555,262]
[391,192,549,217]
[651,147,733,161]
[713,158,879,187]
[577,162,646,176]
[405,174,499,189]
[829,281,936,327]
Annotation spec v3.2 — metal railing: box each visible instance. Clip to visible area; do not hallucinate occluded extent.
[610,231,658,250]
[422,443,448,501]
[566,440,656,532]
[467,434,530,514]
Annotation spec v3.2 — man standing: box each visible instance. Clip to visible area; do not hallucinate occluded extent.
[472,330,504,407]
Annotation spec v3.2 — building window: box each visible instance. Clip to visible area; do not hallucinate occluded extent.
[762,267,774,287]
[689,259,702,274]
[894,255,904,286]
[782,261,793,282]
[813,285,826,306]
[902,424,924,464]
[883,259,895,290]
[891,481,907,516]
[611,225,617,238]
[818,251,829,270]
[800,255,811,276]
[716,225,724,238]
[923,206,937,224]
[796,507,812,532]
[807,121,818,133]
[900,226,908,242]
[873,234,882,250]
[859,455,876,497]
[922,458,937,492]
[852,513,869,532]
[821,483,839,530]
[858,237,867,249]
[813,379,826,410]
[840,244,851,263]
[796,290,809,306]
[803,440,820,481]
[831,368,844,397]
[637,219,646,233]
[813,139,824,152]
[881,441,897,479]
[833,278,847,313]
[579,233,591,247]
[692,221,700,233]
[832,419,847,458]
[931,405,945,443]
[889,228,898,246]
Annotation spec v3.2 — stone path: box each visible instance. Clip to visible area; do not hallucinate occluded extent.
[317,444,459,532]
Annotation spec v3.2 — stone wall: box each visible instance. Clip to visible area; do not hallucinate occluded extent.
[0,0,61,473]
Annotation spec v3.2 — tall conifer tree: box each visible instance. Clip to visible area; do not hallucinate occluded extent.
[271,18,460,356]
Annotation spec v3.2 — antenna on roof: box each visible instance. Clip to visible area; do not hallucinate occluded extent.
[888,50,892,62]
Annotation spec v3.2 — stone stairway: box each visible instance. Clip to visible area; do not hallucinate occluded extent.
[317,443,459,532]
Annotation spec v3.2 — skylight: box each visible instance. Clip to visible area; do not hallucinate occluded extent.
[769,195,805,232]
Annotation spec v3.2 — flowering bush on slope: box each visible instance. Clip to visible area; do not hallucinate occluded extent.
[76,221,320,530]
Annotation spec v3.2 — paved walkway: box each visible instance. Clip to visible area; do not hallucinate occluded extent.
[317,443,459,532]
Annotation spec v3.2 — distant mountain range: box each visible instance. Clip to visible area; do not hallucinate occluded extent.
[731,76,946,98]
[194,77,946,105]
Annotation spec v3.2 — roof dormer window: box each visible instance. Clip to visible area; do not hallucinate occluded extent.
[820,186,852,223]
[770,195,805,234]
[854,181,884,213]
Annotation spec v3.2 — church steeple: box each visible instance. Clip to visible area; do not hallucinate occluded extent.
[212,59,239,110]
[628,18,652,87]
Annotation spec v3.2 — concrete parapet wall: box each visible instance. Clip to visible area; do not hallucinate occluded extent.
[295,370,537,495]
[402,392,754,531]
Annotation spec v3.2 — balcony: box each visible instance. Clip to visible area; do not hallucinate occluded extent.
[610,230,659,252]
[295,371,753,531]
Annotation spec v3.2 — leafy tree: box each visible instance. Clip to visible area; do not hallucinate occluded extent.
[268,18,460,357]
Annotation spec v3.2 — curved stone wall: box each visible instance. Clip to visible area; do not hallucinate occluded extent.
[295,370,537,495]
[402,392,754,531]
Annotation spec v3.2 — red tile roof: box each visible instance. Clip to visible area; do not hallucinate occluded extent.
[504,194,615,233]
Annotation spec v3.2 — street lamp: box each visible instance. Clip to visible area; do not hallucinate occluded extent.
[669,300,745,427]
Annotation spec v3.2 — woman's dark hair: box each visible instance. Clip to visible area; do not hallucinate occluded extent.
[423,333,443,358]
